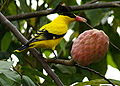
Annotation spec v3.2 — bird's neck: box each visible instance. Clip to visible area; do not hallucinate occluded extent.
[51,15,75,25]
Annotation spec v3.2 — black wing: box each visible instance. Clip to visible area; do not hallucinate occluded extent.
[27,29,66,44]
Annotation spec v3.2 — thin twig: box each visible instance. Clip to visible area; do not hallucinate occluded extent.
[0,12,64,86]
[5,1,120,21]
[46,58,115,86]
[75,64,115,86]
[110,41,120,52]
[84,22,95,29]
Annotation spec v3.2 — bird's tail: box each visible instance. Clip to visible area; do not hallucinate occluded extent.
[14,45,29,52]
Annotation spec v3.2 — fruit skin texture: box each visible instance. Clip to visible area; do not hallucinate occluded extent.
[71,29,109,66]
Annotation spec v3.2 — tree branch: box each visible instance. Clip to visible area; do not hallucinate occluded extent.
[6,1,120,21]
[0,12,64,86]
[71,1,120,11]
[46,59,115,86]
[46,59,75,66]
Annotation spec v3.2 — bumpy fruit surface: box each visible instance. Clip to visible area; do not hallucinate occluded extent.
[71,29,109,66]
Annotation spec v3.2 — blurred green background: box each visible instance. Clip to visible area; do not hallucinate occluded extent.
[0,0,120,86]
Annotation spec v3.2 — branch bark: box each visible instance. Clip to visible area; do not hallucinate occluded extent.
[6,1,120,21]
[0,12,64,86]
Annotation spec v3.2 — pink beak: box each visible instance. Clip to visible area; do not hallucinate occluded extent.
[75,16,87,22]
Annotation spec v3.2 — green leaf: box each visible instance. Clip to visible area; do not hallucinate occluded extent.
[0,61,13,69]
[112,8,120,29]
[0,70,20,84]
[1,32,12,51]
[110,42,120,70]
[21,66,48,81]
[0,25,6,40]
[55,64,76,74]
[58,39,66,57]
[113,8,120,20]
[0,52,10,60]
[46,0,62,8]
[43,50,52,58]
[53,64,84,85]
[85,8,110,27]
[83,56,107,80]
[0,61,21,86]
[63,0,77,5]
[19,0,30,13]
[107,52,117,68]
[102,22,120,70]
[81,0,91,4]
[75,79,120,86]
[0,61,20,82]
[39,17,49,28]
[0,73,17,86]
[7,1,17,15]
[22,76,36,86]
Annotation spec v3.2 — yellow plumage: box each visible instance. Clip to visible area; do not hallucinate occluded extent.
[14,14,85,52]
[29,15,75,50]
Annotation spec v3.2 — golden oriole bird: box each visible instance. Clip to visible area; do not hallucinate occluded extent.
[14,13,86,53]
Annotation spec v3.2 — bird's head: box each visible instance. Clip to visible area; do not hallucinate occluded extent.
[54,3,87,22]
[53,13,87,25]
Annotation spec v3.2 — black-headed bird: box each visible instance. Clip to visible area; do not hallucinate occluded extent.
[14,13,86,54]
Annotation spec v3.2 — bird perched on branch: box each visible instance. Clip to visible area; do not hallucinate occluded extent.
[14,1,86,58]
[14,13,86,53]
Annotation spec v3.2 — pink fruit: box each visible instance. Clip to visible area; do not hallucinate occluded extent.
[71,29,109,66]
